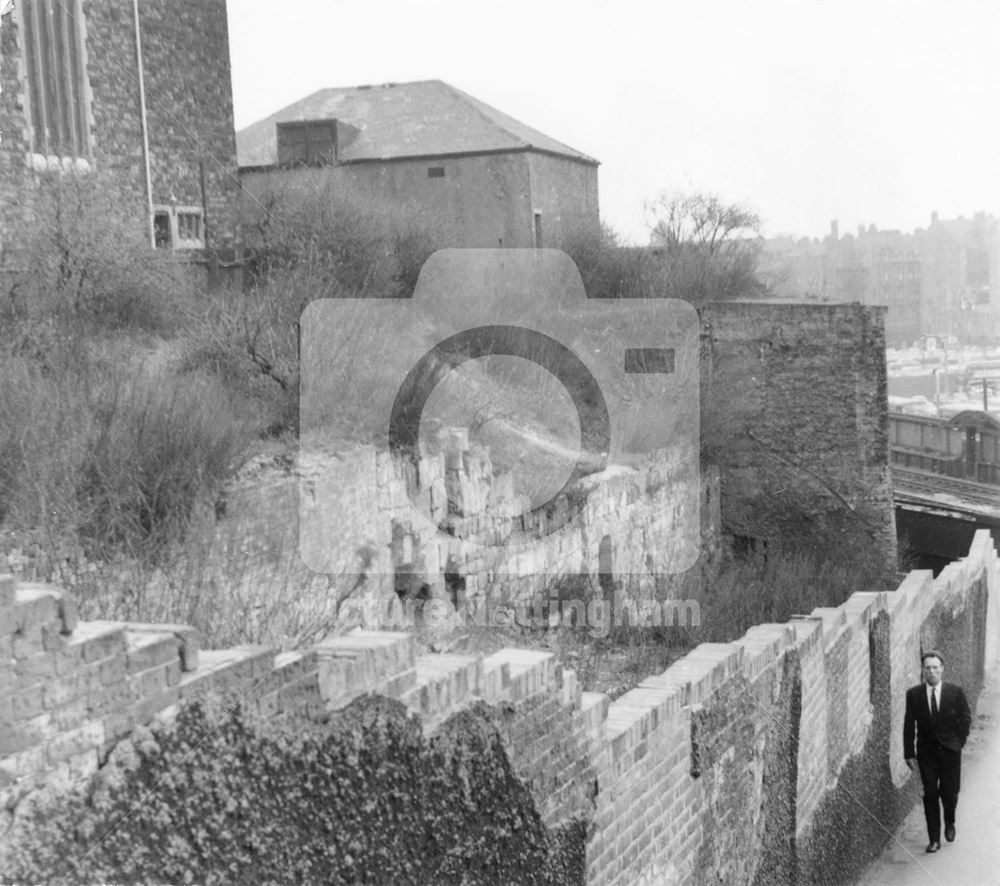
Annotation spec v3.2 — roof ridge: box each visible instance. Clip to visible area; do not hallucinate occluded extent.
[325,78,443,91]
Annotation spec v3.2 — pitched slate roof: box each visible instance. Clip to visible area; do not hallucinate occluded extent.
[236,79,598,168]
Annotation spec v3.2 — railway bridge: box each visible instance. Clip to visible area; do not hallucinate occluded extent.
[890,411,1000,570]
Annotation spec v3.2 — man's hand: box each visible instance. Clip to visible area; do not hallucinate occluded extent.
[905,758,917,772]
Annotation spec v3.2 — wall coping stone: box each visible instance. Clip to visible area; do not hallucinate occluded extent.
[120,623,199,671]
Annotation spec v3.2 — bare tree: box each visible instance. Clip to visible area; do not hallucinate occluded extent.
[645,191,767,302]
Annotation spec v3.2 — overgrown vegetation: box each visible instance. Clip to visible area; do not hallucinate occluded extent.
[0,171,435,646]
[565,190,767,301]
[693,538,894,643]
[0,174,897,662]
[184,175,439,441]
[6,172,193,338]
[0,173,250,579]
[437,523,896,701]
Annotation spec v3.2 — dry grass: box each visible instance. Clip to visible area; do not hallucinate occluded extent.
[692,540,897,643]
[64,536,360,652]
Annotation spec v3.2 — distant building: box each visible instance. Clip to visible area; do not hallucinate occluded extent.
[759,235,828,300]
[762,213,1000,346]
[0,0,241,269]
[236,80,600,251]
[921,212,999,342]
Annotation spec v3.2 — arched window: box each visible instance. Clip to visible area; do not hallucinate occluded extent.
[19,0,90,159]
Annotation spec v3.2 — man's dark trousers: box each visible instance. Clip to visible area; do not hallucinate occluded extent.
[916,743,961,840]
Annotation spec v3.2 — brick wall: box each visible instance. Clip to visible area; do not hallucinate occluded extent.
[0,0,239,257]
[2,530,997,883]
[0,581,607,849]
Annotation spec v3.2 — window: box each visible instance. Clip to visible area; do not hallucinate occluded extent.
[153,211,171,249]
[276,121,338,167]
[152,205,205,250]
[427,166,445,178]
[533,212,543,248]
[176,211,203,247]
[20,0,90,159]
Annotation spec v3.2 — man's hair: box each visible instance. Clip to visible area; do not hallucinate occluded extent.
[921,650,945,666]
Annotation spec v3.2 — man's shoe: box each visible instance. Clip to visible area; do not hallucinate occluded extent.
[945,825,956,842]
[926,841,940,853]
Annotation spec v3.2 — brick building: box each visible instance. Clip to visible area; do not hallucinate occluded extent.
[236,80,600,251]
[0,0,240,266]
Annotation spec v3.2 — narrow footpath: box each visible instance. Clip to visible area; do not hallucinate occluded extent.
[856,662,1000,886]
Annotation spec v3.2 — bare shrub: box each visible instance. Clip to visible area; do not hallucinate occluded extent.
[565,192,769,303]
[183,176,440,440]
[4,170,196,339]
[645,191,767,302]
[241,171,438,299]
[563,222,661,299]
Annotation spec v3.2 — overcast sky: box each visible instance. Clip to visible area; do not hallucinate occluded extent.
[226,0,1000,244]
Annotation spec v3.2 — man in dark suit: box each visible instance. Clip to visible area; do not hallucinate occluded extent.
[903,650,972,853]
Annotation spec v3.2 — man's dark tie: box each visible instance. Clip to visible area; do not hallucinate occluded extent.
[931,689,938,720]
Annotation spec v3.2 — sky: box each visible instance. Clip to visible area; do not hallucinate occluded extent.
[226,0,1000,244]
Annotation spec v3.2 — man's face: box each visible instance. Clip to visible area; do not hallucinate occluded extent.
[922,657,944,686]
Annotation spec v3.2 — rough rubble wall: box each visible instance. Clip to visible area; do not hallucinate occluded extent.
[2,531,997,884]
[0,12,30,258]
[699,302,896,567]
[210,436,719,628]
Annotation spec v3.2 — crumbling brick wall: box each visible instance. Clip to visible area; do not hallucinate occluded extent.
[1,530,996,884]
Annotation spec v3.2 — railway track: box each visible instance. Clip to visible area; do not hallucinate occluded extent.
[893,467,1000,511]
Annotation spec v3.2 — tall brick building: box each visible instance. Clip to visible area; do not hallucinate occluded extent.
[0,0,240,264]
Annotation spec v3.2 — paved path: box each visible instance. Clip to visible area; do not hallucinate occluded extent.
[856,662,1000,886]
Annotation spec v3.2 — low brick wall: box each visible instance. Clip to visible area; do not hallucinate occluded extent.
[2,531,997,884]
